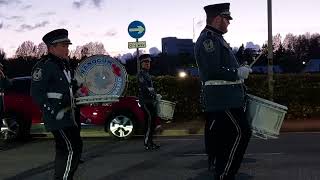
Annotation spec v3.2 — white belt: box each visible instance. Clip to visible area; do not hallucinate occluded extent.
[47,92,63,99]
[204,80,244,86]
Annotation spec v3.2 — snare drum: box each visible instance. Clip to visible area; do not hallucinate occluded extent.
[246,94,288,139]
[157,100,176,120]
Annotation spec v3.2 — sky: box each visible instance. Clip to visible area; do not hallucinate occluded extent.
[0,0,319,57]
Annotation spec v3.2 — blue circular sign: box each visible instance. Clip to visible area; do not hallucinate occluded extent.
[128,20,145,39]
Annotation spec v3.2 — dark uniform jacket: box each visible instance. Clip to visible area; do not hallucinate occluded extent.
[194,25,246,112]
[31,53,77,131]
[0,77,11,90]
[138,70,157,105]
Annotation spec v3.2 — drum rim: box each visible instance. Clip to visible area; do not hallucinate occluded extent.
[158,99,176,105]
[247,94,288,110]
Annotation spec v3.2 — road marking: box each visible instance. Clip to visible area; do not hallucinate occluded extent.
[245,152,284,156]
[282,132,320,134]
[182,152,284,156]
[157,138,199,141]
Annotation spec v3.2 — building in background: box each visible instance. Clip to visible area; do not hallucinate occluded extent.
[303,59,320,73]
[162,37,194,56]
[251,65,283,74]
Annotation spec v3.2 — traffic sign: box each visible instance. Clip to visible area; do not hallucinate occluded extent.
[128,21,145,39]
[128,41,146,49]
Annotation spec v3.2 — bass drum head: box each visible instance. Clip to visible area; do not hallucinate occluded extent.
[75,55,128,96]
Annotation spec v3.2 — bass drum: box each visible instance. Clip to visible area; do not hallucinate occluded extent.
[75,55,128,99]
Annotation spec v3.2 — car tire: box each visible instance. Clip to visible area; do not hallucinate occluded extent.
[106,111,136,140]
[0,113,31,142]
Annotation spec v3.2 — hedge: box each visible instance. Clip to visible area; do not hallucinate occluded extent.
[124,74,320,121]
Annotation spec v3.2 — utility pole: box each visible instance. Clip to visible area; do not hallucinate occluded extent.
[267,0,274,101]
[192,18,195,42]
[136,38,140,74]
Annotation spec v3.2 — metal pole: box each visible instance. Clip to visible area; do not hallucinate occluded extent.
[192,18,195,42]
[136,38,140,74]
[267,0,274,101]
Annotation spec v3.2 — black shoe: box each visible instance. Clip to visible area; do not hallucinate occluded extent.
[144,145,152,150]
[144,143,160,150]
[150,143,160,150]
[208,155,215,171]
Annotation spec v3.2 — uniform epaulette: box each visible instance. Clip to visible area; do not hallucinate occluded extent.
[41,56,52,64]
[206,31,213,37]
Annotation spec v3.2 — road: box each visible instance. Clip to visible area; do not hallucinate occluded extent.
[1,132,320,180]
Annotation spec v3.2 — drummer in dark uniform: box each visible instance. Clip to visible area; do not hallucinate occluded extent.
[194,3,252,179]
[138,54,160,150]
[30,29,82,180]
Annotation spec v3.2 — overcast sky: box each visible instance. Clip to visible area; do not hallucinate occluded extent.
[0,0,319,57]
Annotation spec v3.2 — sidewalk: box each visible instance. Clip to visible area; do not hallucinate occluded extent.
[281,119,320,132]
[159,118,320,136]
[31,119,320,138]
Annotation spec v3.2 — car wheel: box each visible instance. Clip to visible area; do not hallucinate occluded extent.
[107,112,135,139]
[0,113,31,142]
[1,115,19,142]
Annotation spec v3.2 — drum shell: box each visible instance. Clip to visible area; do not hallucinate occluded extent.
[246,94,288,139]
[157,100,176,120]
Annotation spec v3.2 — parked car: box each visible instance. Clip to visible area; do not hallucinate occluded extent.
[0,76,161,141]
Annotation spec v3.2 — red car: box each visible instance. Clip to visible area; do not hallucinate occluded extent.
[0,76,160,141]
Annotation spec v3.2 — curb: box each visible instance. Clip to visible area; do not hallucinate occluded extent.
[30,120,320,138]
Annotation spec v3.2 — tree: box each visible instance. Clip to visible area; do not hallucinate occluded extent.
[36,42,47,58]
[273,33,282,51]
[15,41,37,58]
[278,55,303,73]
[293,34,310,63]
[309,33,320,59]
[70,42,108,59]
[0,48,6,61]
[283,33,295,52]
[82,42,107,56]
[235,44,245,64]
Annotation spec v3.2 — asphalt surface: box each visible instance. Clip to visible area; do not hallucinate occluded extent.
[1,133,320,180]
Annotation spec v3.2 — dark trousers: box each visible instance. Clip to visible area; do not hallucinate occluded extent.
[52,126,82,180]
[205,108,252,180]
[205,116,215,155]
[204,115,215,167]
[74,106,83,155]
[142,103,157,146]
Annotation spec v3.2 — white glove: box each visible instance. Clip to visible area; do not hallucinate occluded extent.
[56,110,65,120]
[156,94,162,100]
[237,65,252,80]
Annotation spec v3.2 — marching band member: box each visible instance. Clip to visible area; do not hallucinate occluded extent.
[194,3,252,180]
[138,54,160,150]
[31,29,83,180]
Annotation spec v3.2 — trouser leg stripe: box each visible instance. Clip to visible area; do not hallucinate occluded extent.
[59,130,73,180]
[144,105,152,145]
[220,110,241,179]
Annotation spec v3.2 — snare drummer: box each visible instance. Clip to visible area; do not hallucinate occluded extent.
[194,3,252,179]
[31,29,83,179]
[138,54,160,150]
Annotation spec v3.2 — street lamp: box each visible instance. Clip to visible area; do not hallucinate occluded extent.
[178,71,187,78]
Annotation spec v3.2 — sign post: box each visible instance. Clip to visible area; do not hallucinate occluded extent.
[128,20,146,74]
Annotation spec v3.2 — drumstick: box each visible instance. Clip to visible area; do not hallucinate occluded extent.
[249,50,266,68]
